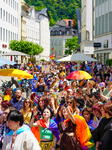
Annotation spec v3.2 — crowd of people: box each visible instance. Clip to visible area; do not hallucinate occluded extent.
[0,61,112,150]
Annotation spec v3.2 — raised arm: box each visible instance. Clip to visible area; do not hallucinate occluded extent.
[64,103,75,124]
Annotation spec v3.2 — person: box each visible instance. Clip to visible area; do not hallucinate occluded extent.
[91,103,103,131]
[82,107,93,130]
[30,106,60,150]
[35,77,45,96]
[3,110,41,150]
[49,96,59,116]
[0,106,16,149]
[66,97,79,115]
[20,98,32,125]
[95,103,112,150]
[10,89,25,111]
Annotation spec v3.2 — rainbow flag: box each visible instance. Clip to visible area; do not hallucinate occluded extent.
[64,114,95,150]
[51,47,55,51]
[49,53,55,60]
[28,63,33,68]
[31,119,60,142]
[18,78,22,85]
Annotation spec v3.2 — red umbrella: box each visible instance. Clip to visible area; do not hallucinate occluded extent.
[66,70,92,80]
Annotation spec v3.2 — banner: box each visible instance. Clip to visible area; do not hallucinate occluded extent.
[76,9,81,44]
[42,65,50,73]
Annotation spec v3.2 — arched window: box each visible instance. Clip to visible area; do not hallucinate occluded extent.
[50,31,53,36]
[54,30,57,35]
[59,30,62,35]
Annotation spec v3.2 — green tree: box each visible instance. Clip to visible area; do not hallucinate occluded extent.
[9,40,44,56]
[65,36,80,55]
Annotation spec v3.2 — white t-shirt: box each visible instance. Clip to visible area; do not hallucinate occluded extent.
[3,131,41,150]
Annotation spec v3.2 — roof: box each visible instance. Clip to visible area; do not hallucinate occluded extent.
[55,20,67,27]
[2,51,27,56]
[35,8,51,20]
[50,26,77,36]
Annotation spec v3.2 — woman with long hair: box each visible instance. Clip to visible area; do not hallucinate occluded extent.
[66,97,80,115]
[30,106,60,150]
[20,98,32,125]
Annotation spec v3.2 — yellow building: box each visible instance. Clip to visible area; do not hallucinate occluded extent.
[21,0,30,40]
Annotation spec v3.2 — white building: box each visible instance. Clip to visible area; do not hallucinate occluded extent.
[26,6,40,45]
[0,0,21,61]
[36,9,50,61]
[80,0,94,56]
[94,0,112,64]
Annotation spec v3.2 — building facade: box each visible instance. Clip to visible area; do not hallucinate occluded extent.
[21,0,29,41]
[94,0,112,64]
[50,20,77,59]
[0,0,21,60]
[36,9,50,61]
[81,0,94,56]
[26,6,40,45]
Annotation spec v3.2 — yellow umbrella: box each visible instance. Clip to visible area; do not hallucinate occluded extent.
[0,69,33,79]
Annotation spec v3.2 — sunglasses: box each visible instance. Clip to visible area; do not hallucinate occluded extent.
[25,101,30,104]
[67,101,72,104]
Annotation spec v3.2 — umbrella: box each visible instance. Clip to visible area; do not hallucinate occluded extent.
[66,70,92,80]
[0,57,16,66]
[57,52,97,70]
[0,69,33,79]
[57,52,97,62]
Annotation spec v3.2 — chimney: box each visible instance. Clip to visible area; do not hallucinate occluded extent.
[68,20,71,27]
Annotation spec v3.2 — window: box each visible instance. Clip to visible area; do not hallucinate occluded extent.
[15,17,16,26]
[11,32,12,41]
[6,0,8,4]
[13,16,14,25]
[0,27,2,40]
[9,0,10,6]
[54,40,57,46]
[6,29,7,42]
[59,30,62,35]
[50,31,53,36]
[66,30,69,35]
[13,32,14,40]
[13,0,14,9]
[17,34,18,40]
[58,40,61,45]
[17,19,18,27]
[3,28,5,41]
[15,33,16,40]
[11,15,12,24]
[105,14,108,33]
[17,3,18,11]
[15,1,16,10]
[9,13,10,23]
[3,10,5,20]
[0,8,2,19]
[11,0,12,7]
[8,31,10,42]
[54,31,57,35]
[6,12,8,22]
[102,15,104,34]
[109,12,112,32]
[99,16,101,35]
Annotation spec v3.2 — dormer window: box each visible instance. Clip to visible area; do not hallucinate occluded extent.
[67,30,69,35]
[50,31,53,36]
[54,31,57,35]
[59,30,62,35]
